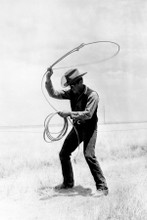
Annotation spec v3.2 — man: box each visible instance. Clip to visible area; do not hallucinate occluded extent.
[45,68,108,196]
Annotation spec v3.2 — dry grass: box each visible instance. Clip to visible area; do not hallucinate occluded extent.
[0,125,147,219]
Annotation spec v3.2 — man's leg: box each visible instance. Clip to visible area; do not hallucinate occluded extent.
[58,127,82,188]
[83,127,108,191]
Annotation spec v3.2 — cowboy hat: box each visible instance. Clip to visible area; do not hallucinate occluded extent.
[61,69,87,88]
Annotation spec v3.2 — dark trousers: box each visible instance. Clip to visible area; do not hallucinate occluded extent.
[59,124,108,189]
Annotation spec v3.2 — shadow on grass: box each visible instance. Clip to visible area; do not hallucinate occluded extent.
[39,185,93,200]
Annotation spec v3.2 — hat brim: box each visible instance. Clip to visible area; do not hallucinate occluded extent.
[61,72,87,88]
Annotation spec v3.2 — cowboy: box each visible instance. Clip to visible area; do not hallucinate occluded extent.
[45,68,108,196]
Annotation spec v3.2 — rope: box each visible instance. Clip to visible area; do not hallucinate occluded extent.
[43,112,69,143]
[53,40,120,69]
[41,40,120,143]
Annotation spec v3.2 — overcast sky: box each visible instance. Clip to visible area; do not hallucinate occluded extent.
[0,0,147,126]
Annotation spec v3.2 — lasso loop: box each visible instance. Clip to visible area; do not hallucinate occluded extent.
[53,41,120,70]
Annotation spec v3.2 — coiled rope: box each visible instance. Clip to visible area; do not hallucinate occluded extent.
[43,112,69,143]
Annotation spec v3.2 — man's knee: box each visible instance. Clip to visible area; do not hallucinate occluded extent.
[59,149,70,161]
[84,150,95,162]
[84,153,91,161]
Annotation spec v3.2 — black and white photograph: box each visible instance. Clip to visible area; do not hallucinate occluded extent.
[0,0,147,219]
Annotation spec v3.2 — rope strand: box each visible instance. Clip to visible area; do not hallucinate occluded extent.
[43,112,69,143]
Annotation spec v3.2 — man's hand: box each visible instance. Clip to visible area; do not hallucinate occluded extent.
[46,68,53,81]
[58,111,71,118]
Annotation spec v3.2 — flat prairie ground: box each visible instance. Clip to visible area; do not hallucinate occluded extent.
[0,123,147,220]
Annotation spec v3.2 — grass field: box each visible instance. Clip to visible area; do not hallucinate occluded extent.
[0,123,147,220]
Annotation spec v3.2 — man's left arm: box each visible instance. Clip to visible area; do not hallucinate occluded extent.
[70,92,99,121]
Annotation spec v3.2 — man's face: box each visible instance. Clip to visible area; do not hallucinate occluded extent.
[70,81,82,94]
